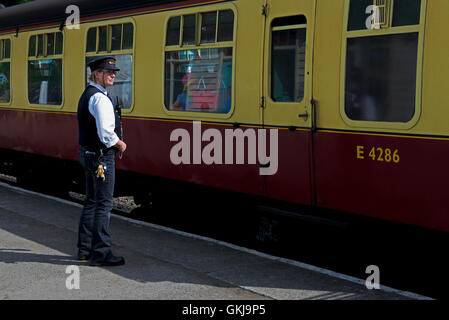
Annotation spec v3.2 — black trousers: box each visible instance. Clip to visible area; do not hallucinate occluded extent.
[77,146,116,262]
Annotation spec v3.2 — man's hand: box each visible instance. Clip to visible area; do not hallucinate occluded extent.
[115,140,127,157]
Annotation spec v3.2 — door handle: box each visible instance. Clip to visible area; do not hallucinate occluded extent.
[298,111,309,120]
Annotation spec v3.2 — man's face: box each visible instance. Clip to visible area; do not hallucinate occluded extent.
[101,69,116,88]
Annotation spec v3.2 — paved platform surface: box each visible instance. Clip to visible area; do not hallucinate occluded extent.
[0,183,422,300]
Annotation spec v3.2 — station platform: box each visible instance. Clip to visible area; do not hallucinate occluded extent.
[0,182,426,300]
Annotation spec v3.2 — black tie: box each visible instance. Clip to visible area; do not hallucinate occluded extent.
[106,92,114,106]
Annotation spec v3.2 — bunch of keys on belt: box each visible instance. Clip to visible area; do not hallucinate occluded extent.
[96,162,108,181]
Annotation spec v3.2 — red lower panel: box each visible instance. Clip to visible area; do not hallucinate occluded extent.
[314,131,449,232]
[0,109,79,160]
[1,109,447,232]
[0,110,312,202]
[119,120,312,201]
[263,129,312,205]
[119,119,265,196]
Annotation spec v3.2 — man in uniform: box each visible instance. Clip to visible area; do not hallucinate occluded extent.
[77,56,127,266]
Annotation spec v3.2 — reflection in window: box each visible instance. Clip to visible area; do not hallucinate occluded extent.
[348,0,373,31]
[271,28,306,102]
[0,39,11,103]
[86,28,97,52]
[345,33,418,122]
[37,35,44,56]
[86,55,133,109]
[46,33,55,55]
[217,10,234,42]
[55,32,63,54]
[27,32,64,105]
[98,26,107,51]
[1,39,11,59]
[122,23,134,49]
[29,32,63,57]
[166,16,181,46]
[0,62,10,103]
[28,59,63,105]
[169,10,235,45]
[165,10,235,114]
[392,0,421,26]
[111,24,122,51]
[164,48,233,113]
[183,15,196,45]
[87,24,134,52]
[29,36,36,56]
[348,0,421,31]
[201,12,217,44]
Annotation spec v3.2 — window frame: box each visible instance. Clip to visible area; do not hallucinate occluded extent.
[84,18,136,113]
[340,0,427,129]
[269,22,308,104]
[26,29,65,108]
[163,4,237,119]
[0,36,12,106]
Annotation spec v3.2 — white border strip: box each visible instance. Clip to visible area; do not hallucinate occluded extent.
[0,181,434,300]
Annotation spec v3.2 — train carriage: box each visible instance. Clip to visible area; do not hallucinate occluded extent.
[0,0,448,233]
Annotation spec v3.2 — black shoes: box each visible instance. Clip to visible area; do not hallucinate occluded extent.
[77,251,125,266]
[77,253,91,261]
[89,254,125,267]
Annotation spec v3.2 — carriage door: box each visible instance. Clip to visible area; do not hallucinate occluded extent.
[261,0,316,205]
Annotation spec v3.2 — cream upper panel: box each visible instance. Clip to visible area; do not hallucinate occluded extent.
[314,0,445,136]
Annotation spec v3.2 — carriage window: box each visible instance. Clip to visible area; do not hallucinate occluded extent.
[217,10,234,42]
[182,14,196,45]
[344,0,424,123]
[0,38,11,103]
[86,23,134,52]
[345,33,418,122]
[111,24,122,51]
[55,32,63,55]
[271,16,307,103]
[29,36,36,56]
[167,10,235,46]
[46,33,55,56]
[0,62,10,103]
[28,32,63,105]
[86,28,97,52]
[122,23,134,49]
[348,0,374,31]
[85,22,134,109]
[348,0,422,31]
[37,34,44,56]
[200,12,217,44]
[164,9,235,114]
[166,16,181,46]
[392,0,421,26]
[1,39,11,59]
[98,26,107,51]
[29,32,63,58]
[165,48,233,113]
